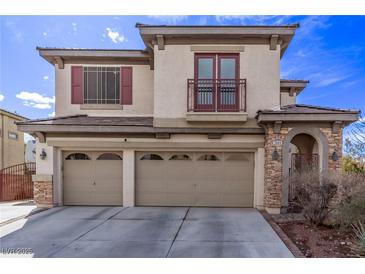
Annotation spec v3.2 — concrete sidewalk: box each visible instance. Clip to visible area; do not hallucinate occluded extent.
[0,200,43,226]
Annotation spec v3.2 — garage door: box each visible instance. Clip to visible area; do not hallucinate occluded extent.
[63,152,123,205]
[136,152,254,207]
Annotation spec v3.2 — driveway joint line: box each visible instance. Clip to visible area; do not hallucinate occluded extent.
[165,207,190,258]
[46,207,128,257]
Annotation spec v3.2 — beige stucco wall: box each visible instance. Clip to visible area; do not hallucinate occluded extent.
[280,92,296,106]
[153,44,281,122]
[35,140,54,175]
[55,64,154,117]
[0,114,25,169]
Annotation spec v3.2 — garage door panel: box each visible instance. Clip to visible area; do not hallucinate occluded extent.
[63,151,123,206]
[136,151,254,207]
[219,194,253,207]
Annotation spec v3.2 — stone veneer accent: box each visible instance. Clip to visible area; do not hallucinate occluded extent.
[264,126,343,212]
[33,180,53,208]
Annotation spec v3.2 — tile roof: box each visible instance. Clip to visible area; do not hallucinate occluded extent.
[17,115,154,127]
[258,104,360,114]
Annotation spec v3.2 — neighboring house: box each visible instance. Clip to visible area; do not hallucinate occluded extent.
[17,24,359,212]
[0,108,27,169]
[25,139,36,163]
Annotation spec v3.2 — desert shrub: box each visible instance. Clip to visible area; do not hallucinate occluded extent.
[343,156,365,174]
[290,170,337,225]
[335,195,365,228]
[332,172,365,228]
[352,221,365,255]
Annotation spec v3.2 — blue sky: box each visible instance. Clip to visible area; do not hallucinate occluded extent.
[0,15,364,122]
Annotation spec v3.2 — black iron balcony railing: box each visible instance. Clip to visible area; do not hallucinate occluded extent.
[187,79,246,112]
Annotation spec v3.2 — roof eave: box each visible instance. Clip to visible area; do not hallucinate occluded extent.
[136,24,299,58]
[257,112,360,124]
[37,48,151,66]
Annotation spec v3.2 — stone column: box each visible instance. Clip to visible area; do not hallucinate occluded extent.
[321,127,343,171]
[123,149,135,207]
[264,126,289,214]
[32,175,54,208]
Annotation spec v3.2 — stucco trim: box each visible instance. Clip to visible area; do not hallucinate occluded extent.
[258,113,359,123]
[190,45,245,52]
[17,124,265,135]
[32,174,53,181]
[80,104,124,110]
[281,127,329,206]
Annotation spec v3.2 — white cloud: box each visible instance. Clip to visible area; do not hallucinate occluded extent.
[42,32,48,36]
[71,22,78,32]
[48,111,55,117]
[16,91,55,109]
[43,75,49,80]
[0,94,4,101]
[105,27,126,44]
[316,75,350,87]
[148,16,188,24]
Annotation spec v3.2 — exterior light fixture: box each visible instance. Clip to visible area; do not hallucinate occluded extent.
[272,148,279,161]
[331,151,339,162]
[40,149,47,160]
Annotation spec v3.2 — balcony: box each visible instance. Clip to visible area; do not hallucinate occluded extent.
[186,78,248,123]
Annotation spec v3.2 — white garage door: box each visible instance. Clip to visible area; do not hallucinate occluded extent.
[136,152,254,207]
[63,152,123,205]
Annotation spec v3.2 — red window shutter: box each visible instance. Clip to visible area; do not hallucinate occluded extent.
[71,66,83,104]
[120,67,133,105]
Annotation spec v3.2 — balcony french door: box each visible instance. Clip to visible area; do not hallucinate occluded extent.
[194,53,239,111]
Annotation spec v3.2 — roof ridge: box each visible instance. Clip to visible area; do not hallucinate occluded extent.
[135,23,300,28]
[0,108,28,120]
[292,104,358,112]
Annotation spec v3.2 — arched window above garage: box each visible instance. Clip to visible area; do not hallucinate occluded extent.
[169,154,192,160]
[97,153,122,160]
[197,154,220,161]
[65,153,91,160]
[140,153,164,160]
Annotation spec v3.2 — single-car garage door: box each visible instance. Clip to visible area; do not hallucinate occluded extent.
[63,151,123,205]
[136,152,254,207]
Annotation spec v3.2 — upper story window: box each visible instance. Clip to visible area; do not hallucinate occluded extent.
[8,131,18,140]
[187,53,246,112]
[83,67,120,104]
[71,66,132,106]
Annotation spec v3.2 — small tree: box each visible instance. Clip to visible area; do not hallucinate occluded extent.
[343,155,365,174]
[290,170,338,225]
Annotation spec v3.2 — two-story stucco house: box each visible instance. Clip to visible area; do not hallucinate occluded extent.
[1,108,27,169]
[17,23,359,213]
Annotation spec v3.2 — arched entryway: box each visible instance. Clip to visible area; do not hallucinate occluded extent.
[290,133,319,172]
[282,128,329,207]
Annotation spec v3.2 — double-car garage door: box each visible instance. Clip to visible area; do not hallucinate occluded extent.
[63,151,254,207]
[136,152,254,207]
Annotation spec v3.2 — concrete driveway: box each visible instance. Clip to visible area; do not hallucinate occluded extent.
[0,206,293,258]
